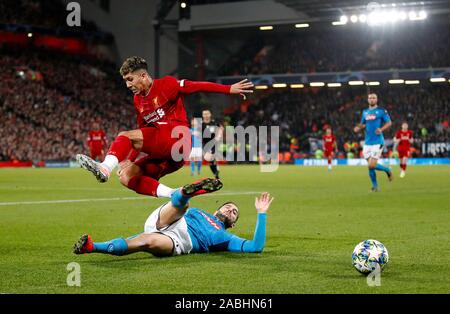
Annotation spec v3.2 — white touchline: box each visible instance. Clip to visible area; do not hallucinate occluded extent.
[0,191,261,207]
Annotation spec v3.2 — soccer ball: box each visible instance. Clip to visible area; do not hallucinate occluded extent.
[352,239,389,274]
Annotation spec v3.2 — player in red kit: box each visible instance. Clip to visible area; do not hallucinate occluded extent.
[87,122,107,161]
[76,56,254,198]
[322,127,337,171]
[394,122,413,178]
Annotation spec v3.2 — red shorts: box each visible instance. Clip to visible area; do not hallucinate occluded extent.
[324,150,334,158]
[398,150,410,159]
[135,122,191,179]
[135,156,184,180]
[140,123,191,160]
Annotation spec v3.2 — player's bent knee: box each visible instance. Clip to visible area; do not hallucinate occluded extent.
[119,164,143,187]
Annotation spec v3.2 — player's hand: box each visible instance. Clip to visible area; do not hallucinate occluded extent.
[230,79,254,100]
[255,192,274,214]
[375,128,382,135]
[354,126,360,133]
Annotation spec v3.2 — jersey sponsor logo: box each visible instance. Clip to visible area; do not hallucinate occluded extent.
[200,212,221,230]
[143,108,166,123]
[365,114,377,121]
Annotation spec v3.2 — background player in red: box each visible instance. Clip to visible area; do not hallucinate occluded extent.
[322,127,337,171]
[76,56,254,198]
[394,122,414,178]
[87,122,107,161]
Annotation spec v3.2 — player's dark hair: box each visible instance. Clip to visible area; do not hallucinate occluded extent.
[217,201,240,222]
[120,56,148,76]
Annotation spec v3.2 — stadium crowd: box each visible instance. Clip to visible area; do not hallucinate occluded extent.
[0,0,99,31]
[1,46,448,162]
[223,85,450,160]
[0,48,133,162]
[219,26,450,75]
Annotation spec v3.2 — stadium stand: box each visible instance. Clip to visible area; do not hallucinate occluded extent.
[224,85,449,160]
[219,25,450,75]
[0,47,133,162]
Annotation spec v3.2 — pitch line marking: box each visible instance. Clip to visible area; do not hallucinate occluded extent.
[0,191,261,207]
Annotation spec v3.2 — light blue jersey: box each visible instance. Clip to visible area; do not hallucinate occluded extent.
[360,107,391,145]
[191,128,202,148]
[184,208,266,253]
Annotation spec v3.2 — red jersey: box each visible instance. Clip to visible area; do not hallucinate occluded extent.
[87,130,106,149]
[133,76,230,128]
[322,134,336,151]
[395,130,413,151]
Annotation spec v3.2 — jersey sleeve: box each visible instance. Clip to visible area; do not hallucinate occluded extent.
[395,131,400,139]
[227,213,267,253]
[381,109,391,123]
[178,79,231,95]
[360,111,366,125]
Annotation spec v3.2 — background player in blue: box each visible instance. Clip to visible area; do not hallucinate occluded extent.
[73,178,274,256]
[354,93,393,191]
[189,118,203,176]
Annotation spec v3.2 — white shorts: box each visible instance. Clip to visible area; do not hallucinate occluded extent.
[144,204,193,256]
[189,147,203,159]
[363,144,383,160]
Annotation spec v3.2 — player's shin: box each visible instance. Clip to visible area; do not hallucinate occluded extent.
[103,135,132,171]
[93,237,128,256]
[171,189,190,209]
[374,163,390,173]
[369,169,378,188]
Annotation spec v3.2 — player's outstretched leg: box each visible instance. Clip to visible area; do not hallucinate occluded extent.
[76,154,110,183]
[170,178,223,210]
[73,234,128,256]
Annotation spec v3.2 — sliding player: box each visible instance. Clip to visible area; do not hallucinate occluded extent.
[394,122,413,178]
[354,93,393,192]
[73,178,273,257]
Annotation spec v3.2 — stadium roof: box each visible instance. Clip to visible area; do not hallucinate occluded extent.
[277,0,450,20]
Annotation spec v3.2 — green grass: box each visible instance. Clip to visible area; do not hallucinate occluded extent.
[0,165,449,294]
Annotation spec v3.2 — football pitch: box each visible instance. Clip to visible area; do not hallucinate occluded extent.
[0,165,449,294]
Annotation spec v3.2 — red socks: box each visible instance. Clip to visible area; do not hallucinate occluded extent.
[328,159,332,165]
[107,135,132,162]
[400,163,407,171]
[127,175,160,197]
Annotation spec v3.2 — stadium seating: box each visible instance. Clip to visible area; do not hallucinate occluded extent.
[0,48,133,162]
[219,25,449,75]
[224,85,449,160]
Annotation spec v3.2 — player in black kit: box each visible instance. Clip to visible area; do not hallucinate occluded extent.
[201,109,223,179]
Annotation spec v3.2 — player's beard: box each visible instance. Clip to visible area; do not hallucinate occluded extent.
[215,212,233,229]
